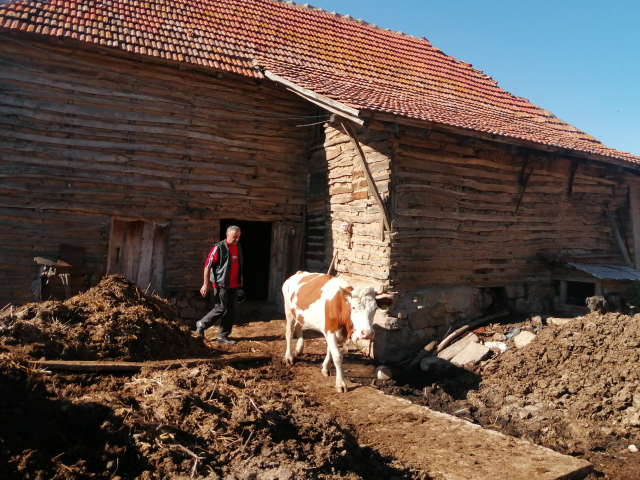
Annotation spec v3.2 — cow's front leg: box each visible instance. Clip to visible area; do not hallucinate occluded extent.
[325,333,347,393]
[321,345,332,377]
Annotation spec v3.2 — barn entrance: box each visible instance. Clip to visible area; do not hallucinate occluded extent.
[220,219,272,302]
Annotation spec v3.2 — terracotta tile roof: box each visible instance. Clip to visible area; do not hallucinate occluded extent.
[1,0,638,164]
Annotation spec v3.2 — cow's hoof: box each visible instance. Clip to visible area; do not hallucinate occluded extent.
[335,385,347,393]
[321,370,330,377]
[284,356,294,365]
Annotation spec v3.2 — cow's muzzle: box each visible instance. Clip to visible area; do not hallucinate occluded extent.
[357,330,375,340]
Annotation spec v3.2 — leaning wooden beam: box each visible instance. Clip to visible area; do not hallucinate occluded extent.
[629,186,640,269]
[605,210,633,267]
[431,310,510,356]
[262,70,365,126]
[29,352,271,372]
[339,120,392,235]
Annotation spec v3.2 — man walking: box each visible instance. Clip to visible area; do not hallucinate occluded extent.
[196,225,243,344]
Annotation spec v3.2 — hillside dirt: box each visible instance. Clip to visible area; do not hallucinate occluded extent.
[1,275,639,479]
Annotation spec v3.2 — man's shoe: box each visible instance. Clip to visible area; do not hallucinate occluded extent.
[196,327,204,338]
[216,337,236,345]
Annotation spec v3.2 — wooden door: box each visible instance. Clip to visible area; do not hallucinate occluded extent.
[106,219,168,295]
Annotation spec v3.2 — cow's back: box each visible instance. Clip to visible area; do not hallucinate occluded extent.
[283,271,349,332]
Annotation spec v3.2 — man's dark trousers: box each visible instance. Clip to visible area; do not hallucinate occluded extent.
[197,287,237,339]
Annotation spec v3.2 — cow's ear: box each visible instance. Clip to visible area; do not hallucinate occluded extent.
[375,296,394,309]
[340,287,353,297]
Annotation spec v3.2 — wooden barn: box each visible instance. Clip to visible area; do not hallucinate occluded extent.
[2,0,640,361]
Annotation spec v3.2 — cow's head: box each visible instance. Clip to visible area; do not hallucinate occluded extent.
[340,286,394,341]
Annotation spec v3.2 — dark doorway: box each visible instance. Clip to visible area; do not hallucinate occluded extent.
[566,281,595,306]
[220,219,272,302]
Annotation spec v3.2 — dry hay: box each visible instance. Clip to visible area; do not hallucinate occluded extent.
[0,274,209,361]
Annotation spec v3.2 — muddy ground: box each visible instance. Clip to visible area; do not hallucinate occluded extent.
[0,276,431,480]
[2,275,640,479]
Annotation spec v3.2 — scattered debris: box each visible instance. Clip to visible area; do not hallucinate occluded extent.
[512,331,536,348]
[438,333,479,361]
[450,342,490,367]
[484,341,508,354]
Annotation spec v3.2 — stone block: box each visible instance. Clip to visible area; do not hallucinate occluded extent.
[408,303,447,329]
[375,366,393,380]
[190,297,206,310]
[181,307,197,319]
[451,342,491,367]
[513,331,536,348]
[420,356,452,373]
[438,333,478,361]
[176,298,189,308]
[374,309,401,330]
[548,317,573,327]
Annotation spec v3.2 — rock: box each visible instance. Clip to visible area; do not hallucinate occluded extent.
[423,340,438,354]
[420,356,452,373]
[485,341,508,353]
[180,307,197,319]
[505,328,521,340]
[548,317,573,326]
[531,315,543,326]
[438,333,479,361]
[513,331,536,348]
[451,342,491,367]
[375,366,393,380]
[629,444,638,453]
[492,333,507,342]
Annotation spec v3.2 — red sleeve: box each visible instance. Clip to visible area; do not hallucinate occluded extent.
[205,245,218,268]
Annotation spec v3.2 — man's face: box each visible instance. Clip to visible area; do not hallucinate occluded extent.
[226,229,241,245]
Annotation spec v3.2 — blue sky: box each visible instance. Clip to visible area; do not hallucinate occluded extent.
[306,0,640,156]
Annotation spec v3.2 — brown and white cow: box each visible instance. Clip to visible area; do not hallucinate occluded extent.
[282,271,392,393]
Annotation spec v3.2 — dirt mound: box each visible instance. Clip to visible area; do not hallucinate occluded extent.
[0,354,427,479]
[465,312,640,455]
[0,275,209,361]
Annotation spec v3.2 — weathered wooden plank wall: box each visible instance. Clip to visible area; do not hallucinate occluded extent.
[387,124,640,290]
[0,36,312,305]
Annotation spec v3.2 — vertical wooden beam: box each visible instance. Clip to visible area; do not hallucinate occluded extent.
[559,280,567,304]
[595,279,603,297]
[605,210,633,267]
[629,186,640,269]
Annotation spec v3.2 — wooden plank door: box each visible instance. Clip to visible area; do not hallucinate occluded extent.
[106,219,168,295]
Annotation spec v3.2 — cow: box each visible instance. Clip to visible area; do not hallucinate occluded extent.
[282,271,393,392]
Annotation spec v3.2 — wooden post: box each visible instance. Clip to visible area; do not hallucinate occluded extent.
[595,279,603,296]
[605,210,633,267]
[559,280,567,304]
[629,186,640,269]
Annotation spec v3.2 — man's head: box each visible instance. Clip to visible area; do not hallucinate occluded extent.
[226,226,241,245]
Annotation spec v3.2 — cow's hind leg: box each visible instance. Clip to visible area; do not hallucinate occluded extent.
[294,322,304,357]
[324,333,347,393]
[284,307,296,365]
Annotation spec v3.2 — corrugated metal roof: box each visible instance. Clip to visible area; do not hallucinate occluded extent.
[566,263,640,280]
